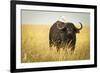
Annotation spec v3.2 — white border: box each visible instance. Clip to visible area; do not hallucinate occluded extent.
[16,4,94,69]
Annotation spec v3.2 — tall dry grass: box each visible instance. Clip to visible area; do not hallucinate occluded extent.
[21,24,90,63]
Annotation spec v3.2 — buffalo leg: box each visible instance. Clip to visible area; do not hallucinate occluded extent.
[49,40,53,49]
[70,46,75,54]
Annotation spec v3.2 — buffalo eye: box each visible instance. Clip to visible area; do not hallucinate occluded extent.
[61,27,66,31]
[67,28,74,32]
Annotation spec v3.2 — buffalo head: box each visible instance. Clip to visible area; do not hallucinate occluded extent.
[57,21,83,37]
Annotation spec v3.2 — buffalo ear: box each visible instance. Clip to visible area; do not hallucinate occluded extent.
[56,21,65,30]
[75,29,80,33]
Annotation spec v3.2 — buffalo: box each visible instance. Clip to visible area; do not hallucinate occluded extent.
[49,21,83,52]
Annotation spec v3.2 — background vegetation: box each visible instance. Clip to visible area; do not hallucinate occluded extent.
[21,24,90,63]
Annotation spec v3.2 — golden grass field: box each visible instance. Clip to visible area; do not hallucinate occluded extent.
[21,24,90,63]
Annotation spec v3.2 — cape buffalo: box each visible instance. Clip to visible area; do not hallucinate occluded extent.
[49,21,83,52]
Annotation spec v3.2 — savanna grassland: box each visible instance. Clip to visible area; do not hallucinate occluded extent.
[21,24,90,63]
